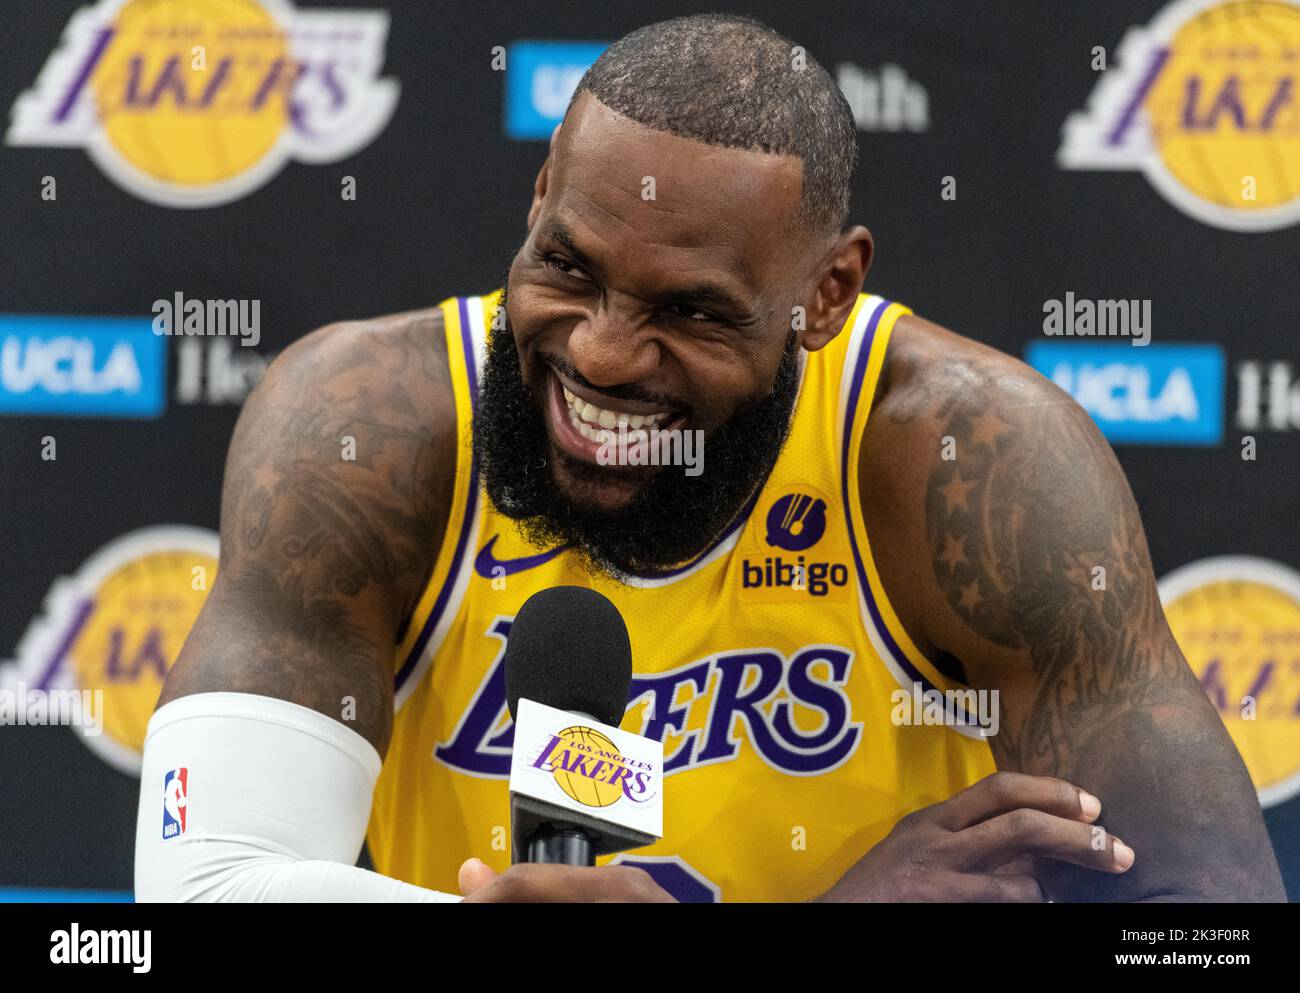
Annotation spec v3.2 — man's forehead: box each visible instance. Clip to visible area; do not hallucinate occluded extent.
[548,94,804,271]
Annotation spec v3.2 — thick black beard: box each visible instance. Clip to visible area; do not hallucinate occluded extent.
[472,287,802,582]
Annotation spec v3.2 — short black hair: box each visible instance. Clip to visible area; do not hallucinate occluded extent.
[570,13,857,238]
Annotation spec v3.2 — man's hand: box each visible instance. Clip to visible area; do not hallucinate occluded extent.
[458,858,677,903]
[816,772,1134,902]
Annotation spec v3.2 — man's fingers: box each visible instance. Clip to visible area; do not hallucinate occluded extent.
[991,856,1036,876]
[953,807,1135,873]
[517,863,673,901]
[935,770,1101,831]
[948,873,1047,903]
[607,865,677,903]
[457,857,498,895]
[462,862,676,902]
[905,871,1046,902]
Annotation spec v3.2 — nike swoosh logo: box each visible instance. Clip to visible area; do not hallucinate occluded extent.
[474,535,566,578]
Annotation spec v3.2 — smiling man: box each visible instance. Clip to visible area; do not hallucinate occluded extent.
[135,14,1284,903]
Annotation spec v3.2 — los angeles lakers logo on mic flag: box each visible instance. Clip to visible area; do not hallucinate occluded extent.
[511,699,663,838]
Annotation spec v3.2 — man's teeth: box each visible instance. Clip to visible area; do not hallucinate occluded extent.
[562,385,670,443]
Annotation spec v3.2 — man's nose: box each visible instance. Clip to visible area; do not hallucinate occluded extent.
[565,308,660,390]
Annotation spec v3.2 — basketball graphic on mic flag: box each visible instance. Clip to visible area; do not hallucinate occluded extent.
[511,698,663,844]
[552,726,624,808]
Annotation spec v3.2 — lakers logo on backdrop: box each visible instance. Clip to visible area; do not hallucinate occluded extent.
[0,527,218,773]
[1160,556,1300,806]
[6,0,399,207]
[1059,0,1300,231]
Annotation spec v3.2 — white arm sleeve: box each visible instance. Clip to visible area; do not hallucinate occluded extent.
[134,691,461,902]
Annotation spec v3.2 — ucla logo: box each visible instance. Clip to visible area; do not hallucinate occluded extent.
[7,0,399,208]
[503,41,608,140]
[1059,0,1300,231]
[0,315,166,418]
[1025,342,1225,446]
[437,620,862,778]
[765,493,827,551]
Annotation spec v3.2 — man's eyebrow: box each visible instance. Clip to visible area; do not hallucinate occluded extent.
[658,282,751,316]
[542,223,593,268]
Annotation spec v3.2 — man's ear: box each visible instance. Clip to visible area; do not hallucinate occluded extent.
[526,124,563,231]
[801,225,874,352]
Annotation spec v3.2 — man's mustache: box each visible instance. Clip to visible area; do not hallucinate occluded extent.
[537,351,689,414]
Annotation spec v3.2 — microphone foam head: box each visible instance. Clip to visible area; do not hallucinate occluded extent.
[504,586,632,728]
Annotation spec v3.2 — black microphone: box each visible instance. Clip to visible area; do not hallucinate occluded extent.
[504,586,656,866]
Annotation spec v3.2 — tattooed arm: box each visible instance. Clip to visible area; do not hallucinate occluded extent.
[156,308,457,754]
[861,316,1285,902]
[142,310,677,904]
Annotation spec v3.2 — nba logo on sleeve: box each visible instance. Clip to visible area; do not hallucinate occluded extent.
[162,767,188,840]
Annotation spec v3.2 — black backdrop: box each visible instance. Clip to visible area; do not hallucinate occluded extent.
[1,0,1296,899]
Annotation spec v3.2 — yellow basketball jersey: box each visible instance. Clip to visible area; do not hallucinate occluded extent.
[367,290,996,901]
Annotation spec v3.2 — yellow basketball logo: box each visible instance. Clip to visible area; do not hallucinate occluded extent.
[549,726,628,808]
[1060,0,1300,231]
[1161,556,1300,806]
[0,527,219,774]
[7,0,399,207]
[92,0,290,190]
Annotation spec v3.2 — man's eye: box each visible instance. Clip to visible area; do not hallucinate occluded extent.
[545,256,589,281]
[669,304,719,323]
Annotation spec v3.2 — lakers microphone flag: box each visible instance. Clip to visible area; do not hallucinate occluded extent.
[510,698,664,859]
